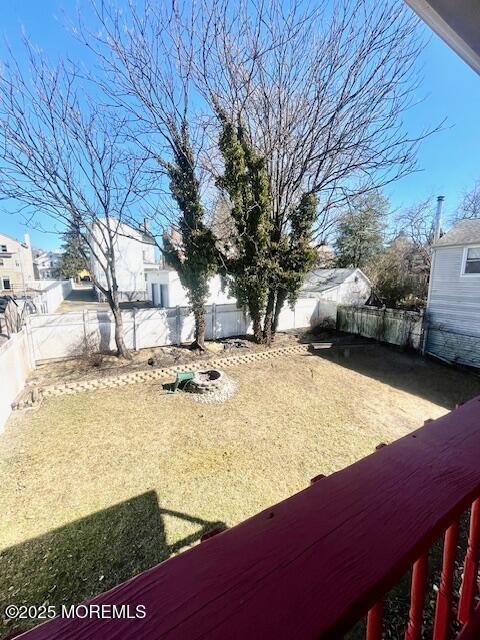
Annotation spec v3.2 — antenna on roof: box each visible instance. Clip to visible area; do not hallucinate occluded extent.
[434,196,444,242]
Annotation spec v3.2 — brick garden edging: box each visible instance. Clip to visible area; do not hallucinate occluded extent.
[29,344,309,402]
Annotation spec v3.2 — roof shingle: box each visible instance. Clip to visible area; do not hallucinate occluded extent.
[435,219,480,247]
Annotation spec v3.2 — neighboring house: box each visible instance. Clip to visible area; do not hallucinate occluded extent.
[146,224,234,308]
[425,219,480,368]
[299,268,371,304]
[33,250,62,280]
[0,232,35,296]
[148,266,370,312]
[405,0,480,75]
[89,219,156,302]
[146,267,233,308]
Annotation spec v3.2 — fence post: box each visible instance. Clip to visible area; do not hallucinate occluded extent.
[83,309,88,349]
[133,308,138,351]
[212,304,216,340]
[420,310,428,355]
[25,315,36,368]
[176,306,181,346]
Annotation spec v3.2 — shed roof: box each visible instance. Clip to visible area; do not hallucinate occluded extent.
[301,268,365,294]
[435,219,480,247]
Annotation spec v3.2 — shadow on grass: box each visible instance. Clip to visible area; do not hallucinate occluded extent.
[0,491,225,639]
[302,335,480,410]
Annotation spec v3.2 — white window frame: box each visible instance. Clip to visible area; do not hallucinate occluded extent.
[461,245,480,277]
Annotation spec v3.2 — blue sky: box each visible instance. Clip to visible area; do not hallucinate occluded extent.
[1,1,480,250]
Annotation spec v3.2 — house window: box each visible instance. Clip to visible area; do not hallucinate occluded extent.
[0,244,7,253]
[463,247,480,274]
[2,277,11,290]
[0,259,3,266]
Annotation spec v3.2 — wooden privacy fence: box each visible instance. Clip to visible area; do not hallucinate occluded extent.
[20,397,480,639]
[337,305,423,350]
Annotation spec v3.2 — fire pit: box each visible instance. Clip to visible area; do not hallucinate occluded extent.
[187,369,224,394]
[185,368,236,403]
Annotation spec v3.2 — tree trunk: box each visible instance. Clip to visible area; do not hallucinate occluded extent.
[272,289,287,338]
[191,305,206,351]
[252,315,263,343]
[262,288,277,346]
[109,293,131,359]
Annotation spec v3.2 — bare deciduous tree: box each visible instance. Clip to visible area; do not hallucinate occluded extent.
[79,0,218,350]
[395,199,436,270]
[193,0,436,340]
[372,200,436,307]
[0,41,149,358]
[457,178,480,221]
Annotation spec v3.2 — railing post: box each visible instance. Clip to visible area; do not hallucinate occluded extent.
[433,520,459,640]
[458,498,480,625]
[405,554,429,640]
[366,600,384,640]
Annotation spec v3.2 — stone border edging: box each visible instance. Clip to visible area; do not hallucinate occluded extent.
[38,344,309,400]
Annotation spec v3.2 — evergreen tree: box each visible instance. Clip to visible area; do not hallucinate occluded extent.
[335,191,388,271]
[267,193,318,341]
[217,113,317,344]
[55,227,88,280]
[162,128,217,350]
[216,115,271,342]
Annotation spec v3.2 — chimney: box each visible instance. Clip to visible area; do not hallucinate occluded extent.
[143,218,150,233]
[434,196,444,243]
[23,233,31,248]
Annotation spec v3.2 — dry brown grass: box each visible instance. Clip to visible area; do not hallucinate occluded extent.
[1,345,479,637]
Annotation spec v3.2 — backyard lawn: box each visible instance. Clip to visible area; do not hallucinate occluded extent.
[1,344,480,637]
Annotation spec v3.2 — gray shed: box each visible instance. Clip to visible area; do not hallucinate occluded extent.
[425,219,480,367]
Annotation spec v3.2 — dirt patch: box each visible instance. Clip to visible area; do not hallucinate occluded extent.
[27,332,298,388]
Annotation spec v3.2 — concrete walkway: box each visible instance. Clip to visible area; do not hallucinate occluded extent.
[58,285,109,312]
[58,285,154,312]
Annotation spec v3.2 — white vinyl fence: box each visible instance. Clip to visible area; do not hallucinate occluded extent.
[337,305,423,350]
[28,280,73,314]
[0,329,35,432]
[29,298,328,362]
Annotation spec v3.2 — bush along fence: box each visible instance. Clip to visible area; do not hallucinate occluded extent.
[337,305,423,350]
[27,298,329,362]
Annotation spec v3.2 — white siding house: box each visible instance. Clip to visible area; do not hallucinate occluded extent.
[299,268,371,304]
[33,250,62,280]
[89,219,156,302]
[425,219,480,368]
[146,269,234,308]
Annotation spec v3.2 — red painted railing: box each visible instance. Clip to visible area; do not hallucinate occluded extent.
[18,397,480,639]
